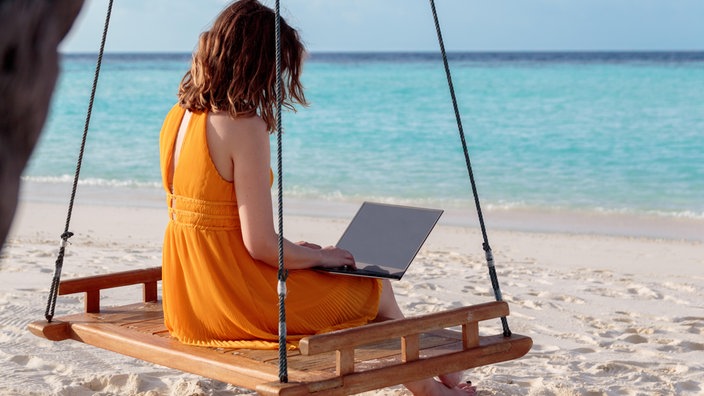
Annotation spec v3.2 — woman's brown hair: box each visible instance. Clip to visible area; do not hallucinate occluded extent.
[178,0,307,132]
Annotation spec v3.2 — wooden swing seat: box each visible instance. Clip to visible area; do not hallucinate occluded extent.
[29,267,532,395]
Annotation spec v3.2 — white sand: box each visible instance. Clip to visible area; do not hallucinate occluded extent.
[1,183,703,395]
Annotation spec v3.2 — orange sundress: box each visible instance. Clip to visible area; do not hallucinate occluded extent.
[159,104,382,349]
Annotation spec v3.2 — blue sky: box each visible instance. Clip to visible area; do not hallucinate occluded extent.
[60,0,704,53]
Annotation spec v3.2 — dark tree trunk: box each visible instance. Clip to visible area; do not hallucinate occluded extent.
[0,0,84,246]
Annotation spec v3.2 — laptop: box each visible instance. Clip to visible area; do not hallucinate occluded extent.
[316,202,443,280]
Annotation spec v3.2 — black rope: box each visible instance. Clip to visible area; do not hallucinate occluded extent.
[274,0,289,383]
[428,0,511,337]
[44,0,114,323]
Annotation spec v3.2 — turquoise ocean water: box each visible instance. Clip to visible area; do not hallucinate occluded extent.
[24,52,704,219]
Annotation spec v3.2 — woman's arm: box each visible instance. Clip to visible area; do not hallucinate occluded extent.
[216,114,353,270]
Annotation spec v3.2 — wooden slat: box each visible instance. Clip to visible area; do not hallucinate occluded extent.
[335,348,354,376]
[85,291,100,313]
[32,304,338,389]
[300,301,508,355]
[402,334,420,362]
[256,378,345,396]
[463,322,479,348]
[59,267,162,295]
[74,303,165,325]
[27,320,71,341]
[233,348,301,364]
[68,321,278,390]
[122,318,167,334]
[27,303,166,340]
[144,281,158,302]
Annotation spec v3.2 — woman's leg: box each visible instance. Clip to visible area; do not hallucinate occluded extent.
[374,279,404,321]
[374,280,476,396]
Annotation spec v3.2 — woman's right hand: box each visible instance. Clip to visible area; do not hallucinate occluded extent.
[315,246,355,269]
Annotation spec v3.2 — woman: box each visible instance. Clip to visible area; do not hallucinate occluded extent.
[159,1,473,394]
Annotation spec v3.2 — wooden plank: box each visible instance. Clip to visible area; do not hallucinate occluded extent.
[27,320,71,341]
[59,304,164,326]
[92,301,165,315]
[27,304,164,341]
[121,318,167,334]
[57,311,338,390]
[463,322,479,349]
[59,267,162,295]
[286,350,337,372]
[59,305,333,385]
[85,290,100,313]
[67,319,280,390]
[257,378,345,396]
[300,302,509,355]
[402,334,419,362]
[144,281,158,302]
[233,348,301,364]
[335,348,354,376]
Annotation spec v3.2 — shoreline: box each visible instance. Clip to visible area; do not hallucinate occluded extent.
[17,179,704,243]
[8,180,703,280]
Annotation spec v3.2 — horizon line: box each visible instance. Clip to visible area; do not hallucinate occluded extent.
[59,49,704,55]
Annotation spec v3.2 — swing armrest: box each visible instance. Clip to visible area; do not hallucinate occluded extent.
[299,301,511,377]
[59,267,162,313]
[300,301,508,356]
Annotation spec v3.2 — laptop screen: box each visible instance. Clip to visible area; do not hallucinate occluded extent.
[330,202,443,279]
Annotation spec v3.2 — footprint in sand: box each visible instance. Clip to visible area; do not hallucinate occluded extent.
[663,295,692,305]
[620,334,648,344]
[461,285,493,297]
[571,347,596,353]
[626,284,663,299]
[649,338,704,354]
[553,294,585,304]
[9,354,69,375]
[673,340,704,351]
[674,316,704,335]
[676,381,703,394]
[583,286,627,299]
[416,282,438,291]
[663,282,697,293]
[513,298,545,310]
[624,326,655,335]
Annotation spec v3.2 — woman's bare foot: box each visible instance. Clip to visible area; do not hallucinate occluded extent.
[454,382,477,396]
[405,378,477,396]
[438,372,462,388]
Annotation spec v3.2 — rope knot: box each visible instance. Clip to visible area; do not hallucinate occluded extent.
[59,231,74,249]
[277,278,288,299]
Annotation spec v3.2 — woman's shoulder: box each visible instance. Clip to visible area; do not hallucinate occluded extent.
[209,111,268,135]
[207,111,269,153]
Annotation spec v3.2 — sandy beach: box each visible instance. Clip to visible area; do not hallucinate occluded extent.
[1,182,702,395]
